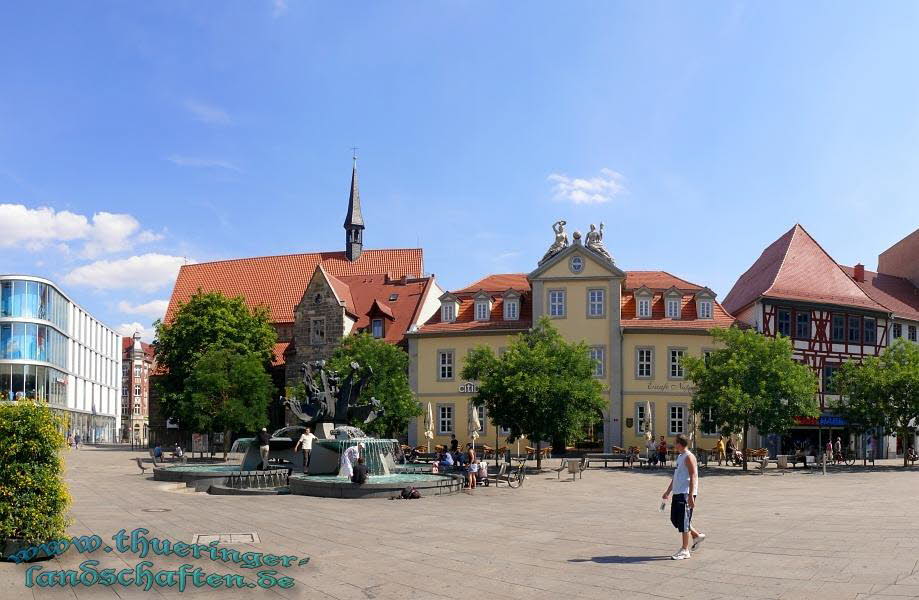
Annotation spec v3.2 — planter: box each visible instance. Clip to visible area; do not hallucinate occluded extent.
[1,538,58,563]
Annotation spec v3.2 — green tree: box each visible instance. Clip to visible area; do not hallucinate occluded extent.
[327,334,420,438]
[184,348,274,459]
[0,401,70,547]
[684,327,819,470]
[461,316,605,469]
[833,338,919,467]
[154,290,276,430]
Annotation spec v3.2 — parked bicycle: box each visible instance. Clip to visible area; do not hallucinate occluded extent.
[507,457,528,488]
[831,449,856,466]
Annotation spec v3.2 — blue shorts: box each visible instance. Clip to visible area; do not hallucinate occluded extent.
[670,493,695,532]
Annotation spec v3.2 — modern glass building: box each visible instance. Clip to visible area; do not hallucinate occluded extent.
[1,275,121,442]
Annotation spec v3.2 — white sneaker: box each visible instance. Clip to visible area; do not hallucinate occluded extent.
[691,533,706,551]
[671,548,691,560]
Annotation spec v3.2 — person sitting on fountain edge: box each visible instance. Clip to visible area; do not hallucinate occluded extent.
[351,457,368,485]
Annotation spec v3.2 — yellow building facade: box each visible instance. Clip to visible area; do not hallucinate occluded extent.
[407,225,737,453]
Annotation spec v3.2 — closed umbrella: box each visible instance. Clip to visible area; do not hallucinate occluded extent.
[469,405,481,452]
[424,402,434,453]
[644,401,653,459]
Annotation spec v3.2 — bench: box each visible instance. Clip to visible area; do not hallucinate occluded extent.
[585,453,629,468]
[788,455,816,468]
[484,463,510,487]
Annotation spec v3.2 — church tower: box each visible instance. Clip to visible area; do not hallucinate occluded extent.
[343,157,364,262]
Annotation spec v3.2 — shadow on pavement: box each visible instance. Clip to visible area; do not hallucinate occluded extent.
[569,555,669,564]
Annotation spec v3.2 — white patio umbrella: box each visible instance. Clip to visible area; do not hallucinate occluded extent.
[424,402,434,453]
[469,405,481,452]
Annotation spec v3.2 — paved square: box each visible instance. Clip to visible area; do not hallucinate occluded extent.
[3,448,918,599]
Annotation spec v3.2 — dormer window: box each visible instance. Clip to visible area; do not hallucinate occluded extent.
[441,303,456,323]
[504,298,519,320]
[439,292,459,323]
[693,288,717,320]
[638,298,651,318]
[698,300,712,319]
[666,298,680,319]
[371,318,384,338]
[473,291,492,321]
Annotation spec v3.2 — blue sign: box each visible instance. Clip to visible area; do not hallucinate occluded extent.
[819,415,846,427]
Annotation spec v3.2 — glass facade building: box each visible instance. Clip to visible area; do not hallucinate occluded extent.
[0,276,121,442]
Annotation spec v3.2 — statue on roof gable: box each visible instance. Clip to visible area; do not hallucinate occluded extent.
[585,222,613,263]
[539,220,569,264]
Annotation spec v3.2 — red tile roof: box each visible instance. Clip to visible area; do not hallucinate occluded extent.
[272,342,290,366]
[723,224,886,315]
[337,274,435,344]
[418,274,532,334]
[624,271,702,291]
[165,248,423,324]
[840,266,919,322]
[121,336,155,359]
[457,274,531,293]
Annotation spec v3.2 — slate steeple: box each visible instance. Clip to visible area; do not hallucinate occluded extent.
[343,156,364,261]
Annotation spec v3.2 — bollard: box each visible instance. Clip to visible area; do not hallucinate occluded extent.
[822,454,827,476]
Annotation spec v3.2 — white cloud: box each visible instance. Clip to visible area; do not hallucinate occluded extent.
[547,168,626,204]
[63,253,191,292]
[0,204,162,255]
[272,0,288,17]
[184,100,230,125]
[116,322,153,342]
[166,155,241,172]
[117,299,169,320]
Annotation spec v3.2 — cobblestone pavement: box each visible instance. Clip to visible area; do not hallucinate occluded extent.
[3,447,919,599]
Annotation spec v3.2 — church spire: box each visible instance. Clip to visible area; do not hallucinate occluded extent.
[344,154,364,261]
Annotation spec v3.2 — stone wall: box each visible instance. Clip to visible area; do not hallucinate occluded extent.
[285,274,346,384]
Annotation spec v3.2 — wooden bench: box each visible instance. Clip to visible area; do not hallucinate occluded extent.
[585,453,629,468]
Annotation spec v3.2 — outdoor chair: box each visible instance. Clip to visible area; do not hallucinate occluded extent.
[134,457,148,475]
[554,458,569,479]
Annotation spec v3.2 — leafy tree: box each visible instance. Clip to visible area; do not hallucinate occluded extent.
[0,401,70,546]
[833,338,919,466]
[684,327,819,470]
[327,334,420,438]
[461,316,605,469]
[154,290,276,430]
[184,348,274,459]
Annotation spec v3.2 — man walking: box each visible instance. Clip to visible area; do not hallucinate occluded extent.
[661,434,705,560]
[294,427,317,473]
[257,427,271,470]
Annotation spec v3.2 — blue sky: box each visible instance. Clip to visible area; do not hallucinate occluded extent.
[2,2,919,339]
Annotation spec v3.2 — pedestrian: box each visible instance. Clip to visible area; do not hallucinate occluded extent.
[657,436,668,466]
[153,444,163,460]
[294,427,317,473]
[257,427,271,470]
[67,433,73,448]
[716,435,726,466]
[833,437,842,464]
[74,433,81,450]
[450,434,459,454]
[646,435,658,466]
[866,436,874,462]
[351,457,368,485]
[466,445,477,490]
[825,440,833,465]
[174,443,184,461]
[661,434,705,560]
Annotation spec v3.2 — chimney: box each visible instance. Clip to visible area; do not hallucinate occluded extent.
[854,263,865,282]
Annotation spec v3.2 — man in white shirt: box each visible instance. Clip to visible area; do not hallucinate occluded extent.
[661,434,706,560]
[294,427,317,474]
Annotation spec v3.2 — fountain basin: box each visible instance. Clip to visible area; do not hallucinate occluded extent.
[153,464,289,492]
[288,472,463,499]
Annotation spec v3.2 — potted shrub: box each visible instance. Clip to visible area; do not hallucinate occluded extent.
[0,400,71,561]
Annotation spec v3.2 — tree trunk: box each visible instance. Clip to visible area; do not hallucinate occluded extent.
[742,422,749,472]
[222,428,230,461]
[536,440,542,470]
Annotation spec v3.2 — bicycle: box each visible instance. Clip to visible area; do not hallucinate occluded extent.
[832,450,856,466]
[507,458,528,488]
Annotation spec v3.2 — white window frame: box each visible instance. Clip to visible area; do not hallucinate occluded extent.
[668,404,685,435]
[636,347,654,379]
[438,404,454,434]
[666,298,681,319]
[589,346,605,378]
[587,288,605,318]
[668,348,685,380]
[503,298,519,321]
[437,350,455,381]
[475,300,490,321]
[371,318,384,338]
[698,300,713,319]
[638,297,651,318]
[548,289,566,318]
[441,302,456,323]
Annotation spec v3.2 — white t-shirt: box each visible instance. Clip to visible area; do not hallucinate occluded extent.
[672,450,698,496]
[298,432,317,450]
